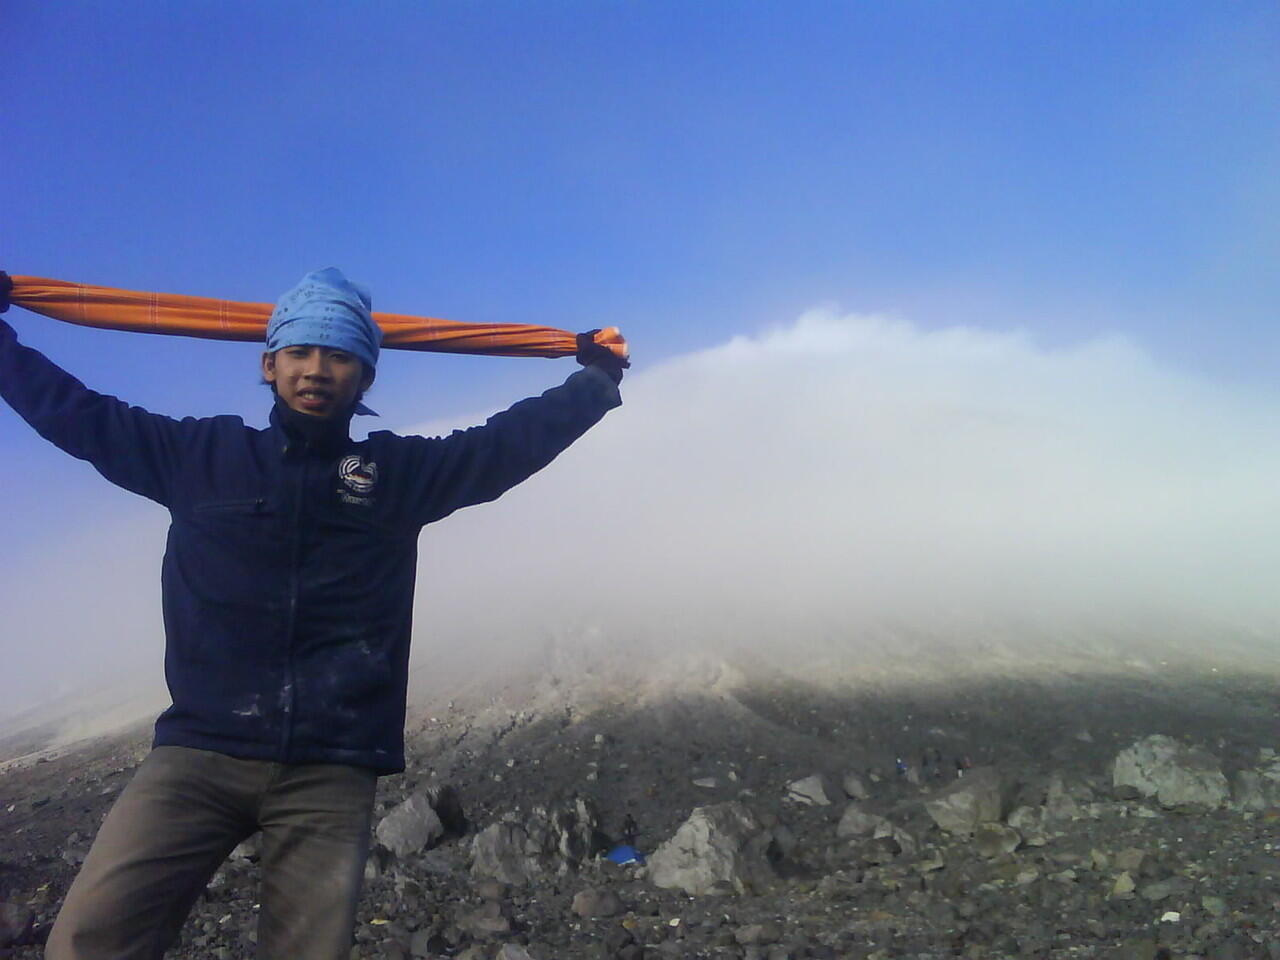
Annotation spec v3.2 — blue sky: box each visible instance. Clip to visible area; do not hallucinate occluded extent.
[3,2,1279,710]
[7,2,1277,383]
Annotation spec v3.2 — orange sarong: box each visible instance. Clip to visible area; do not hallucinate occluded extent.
[8,275,628,361]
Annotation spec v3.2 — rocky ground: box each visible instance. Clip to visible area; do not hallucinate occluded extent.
[2,655,1279,959]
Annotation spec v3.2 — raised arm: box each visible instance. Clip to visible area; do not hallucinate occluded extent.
[0,315,187,506]
[400,363,622,526]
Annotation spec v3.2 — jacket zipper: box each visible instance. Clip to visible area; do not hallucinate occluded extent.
[279,448,307,761]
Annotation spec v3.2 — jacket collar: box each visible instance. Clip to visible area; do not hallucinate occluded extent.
[270,397,355,458]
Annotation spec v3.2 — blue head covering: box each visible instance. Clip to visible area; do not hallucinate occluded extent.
[267,268,382,415]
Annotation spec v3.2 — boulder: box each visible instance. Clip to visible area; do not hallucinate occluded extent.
[470,822,541,885]
[1231,755,1280,811]
[1044,774,1086,821]
[842,772,870,800]
[571,886,623,918]
[973,823,1021,858]
[470,799,602,884]
[1006,806,1048,847]
[923,766,1003,835]
[647,801,777,896]
[376,793,445,858]
[785,774,832,806]
[457,900,512,937]
[1112,735,1229,809]
[836,802,885,838]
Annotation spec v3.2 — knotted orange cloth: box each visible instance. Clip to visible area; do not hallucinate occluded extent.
[8,275,628,361]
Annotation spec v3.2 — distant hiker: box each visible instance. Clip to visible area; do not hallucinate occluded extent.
[622,813,638,846]
[0,268,624,960]
[955,757,965,778]
[895,756,908,778]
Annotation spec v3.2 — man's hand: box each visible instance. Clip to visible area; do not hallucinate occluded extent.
[576,330,629,385]
[0,272,12,313]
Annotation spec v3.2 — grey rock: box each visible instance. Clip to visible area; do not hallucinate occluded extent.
[835,802,885,838]
[571,886,622,918]
[470,798,601,884]
[1208,936,1255,960]
[973,823,1021,858]
[735,920,783,945]
[1140,876,1192,901]
[842,772,870,800]
[474,878,508,901]
[1006,805,1048,846]
[1044,774,1085,821]
[471,821,539,885]
[496,945,537,960]
[923,766,1003,835]
[1202,895,1228,917]
[230,833,262,861]
[647,801,777,896]
[61,830,89,866]
[0,902,34,947]
[1107,939,1157,960]
[408,928,435,957]
[458,900,512,937]
[1112,735,1229,809]
[785,774,831,806]
[1233,770,1269,811]
[1232,756,1280,811]
[1113,848,1145,873]
[377,793,445,858]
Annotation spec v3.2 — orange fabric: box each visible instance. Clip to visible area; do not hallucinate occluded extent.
[9,275,628,362]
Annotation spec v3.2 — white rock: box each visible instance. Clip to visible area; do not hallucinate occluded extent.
[1044,775,1085,821]
[923,767,1003,835]
[836,803,885,838]
[1112,735,1229,809]
[376,794,444,858]
[647,802,776,896]
[842,772,870,800]
[786,774,832,806]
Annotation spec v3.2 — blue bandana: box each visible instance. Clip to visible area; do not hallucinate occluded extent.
[266,268,382,415]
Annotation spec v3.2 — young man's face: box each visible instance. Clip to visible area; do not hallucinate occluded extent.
[262,345,375,419]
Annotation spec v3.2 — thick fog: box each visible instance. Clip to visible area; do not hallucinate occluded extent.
[3,309,1280,720]
[411,310,1280,680]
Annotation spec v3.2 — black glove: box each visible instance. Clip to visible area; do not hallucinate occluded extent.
[576,330,629,385]
[0,272,11,314]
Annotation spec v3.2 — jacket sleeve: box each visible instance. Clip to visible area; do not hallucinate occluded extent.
[401,364,622,526]
[0,319,186,506]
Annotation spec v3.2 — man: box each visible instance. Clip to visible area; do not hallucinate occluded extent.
[0,268,624,959]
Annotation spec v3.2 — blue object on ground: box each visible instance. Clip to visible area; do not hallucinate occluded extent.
[606,844,644,865]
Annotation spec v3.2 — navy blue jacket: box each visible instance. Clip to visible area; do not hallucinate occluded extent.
[0,319,621,773]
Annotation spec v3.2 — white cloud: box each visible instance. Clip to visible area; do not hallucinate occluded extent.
[4,307,1280,719]
[410,308,1280,671]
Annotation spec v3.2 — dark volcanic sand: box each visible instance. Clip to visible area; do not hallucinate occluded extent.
[2,662,1279,959]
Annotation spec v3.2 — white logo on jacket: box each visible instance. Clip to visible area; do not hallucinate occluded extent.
[338,455,378,495]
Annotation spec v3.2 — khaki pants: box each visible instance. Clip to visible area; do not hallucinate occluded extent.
[45,745,377,960]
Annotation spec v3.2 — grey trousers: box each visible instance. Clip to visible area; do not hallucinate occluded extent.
[45,745,377,960]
